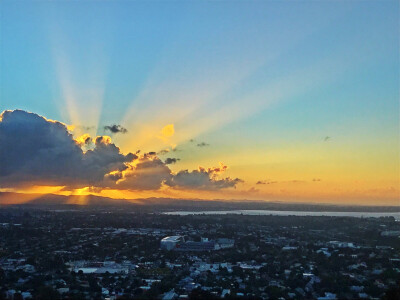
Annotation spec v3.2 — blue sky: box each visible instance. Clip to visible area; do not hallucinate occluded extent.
[2,1,397,121]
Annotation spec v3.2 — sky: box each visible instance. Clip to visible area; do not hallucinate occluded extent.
[0,1,399,205]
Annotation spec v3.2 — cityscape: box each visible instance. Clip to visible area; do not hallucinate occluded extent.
[0,207,399,299]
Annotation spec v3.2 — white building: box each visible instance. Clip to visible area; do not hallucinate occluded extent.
[160,236,185,250]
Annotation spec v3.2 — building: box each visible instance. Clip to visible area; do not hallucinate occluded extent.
[160,236,185,250]
[328,241,355,248]
[381,230,400,237]
[216,238,235,249]
[160,236,234,251]
[176,241,216,251]
[317,292,337,300]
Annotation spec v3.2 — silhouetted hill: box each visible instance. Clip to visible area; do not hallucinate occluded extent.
[0,192,398,212]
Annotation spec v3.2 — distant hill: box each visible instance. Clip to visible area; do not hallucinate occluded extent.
[0,192,399,212]
[0,192,135,207]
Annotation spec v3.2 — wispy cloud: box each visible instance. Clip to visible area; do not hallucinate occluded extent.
[197,142,210,147]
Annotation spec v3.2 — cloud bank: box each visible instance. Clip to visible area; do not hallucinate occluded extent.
[0,110,242,192]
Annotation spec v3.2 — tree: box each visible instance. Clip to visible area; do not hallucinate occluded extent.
[37,286,60,300]
[189,288,219,300]
[381,285,400,300]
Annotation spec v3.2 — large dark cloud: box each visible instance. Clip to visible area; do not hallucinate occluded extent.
[0,110,242,191]
[104,124,128,134]
[0,110,134,187]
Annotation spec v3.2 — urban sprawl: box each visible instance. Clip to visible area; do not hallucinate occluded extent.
[0,208,399,299]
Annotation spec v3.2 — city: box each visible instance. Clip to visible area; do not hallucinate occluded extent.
[0,208,399,299]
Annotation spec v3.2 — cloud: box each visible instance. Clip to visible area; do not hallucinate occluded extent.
[145,151,157,157]
[197,142,210,147]
[0,110,134,188]
[167,163,243,190]
[109,160,242,191]
[114,155,173,190]
[164,158,180,165]
[286,180,306,184]
[104,161,242,191]
[247,187,259,193]
[256,180,277,185]
[95,135,113,145]
[0,110,242,192]
[158,149,170,155]
[168,169,242,190]
[104,124,128,134]
[76,134,92,146]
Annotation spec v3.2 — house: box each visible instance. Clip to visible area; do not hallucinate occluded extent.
[317,292,337,300]
[162,290,178,300]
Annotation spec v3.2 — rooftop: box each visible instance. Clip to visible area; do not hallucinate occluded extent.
[161,236,183,242]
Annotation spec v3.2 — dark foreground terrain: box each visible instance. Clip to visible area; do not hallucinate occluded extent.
[0,208,399,299]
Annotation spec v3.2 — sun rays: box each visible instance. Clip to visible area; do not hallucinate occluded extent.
[46,2,349,156]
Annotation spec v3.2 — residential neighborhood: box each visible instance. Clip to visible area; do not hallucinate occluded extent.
[0,208,399,299]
